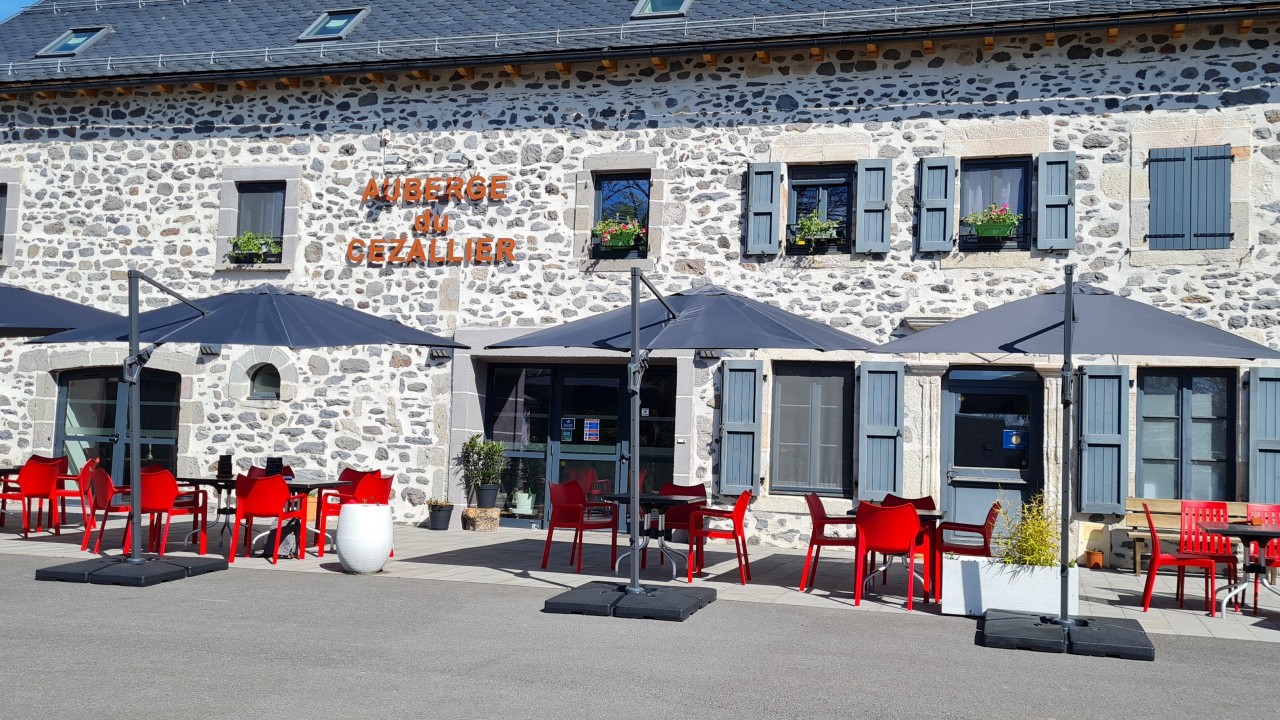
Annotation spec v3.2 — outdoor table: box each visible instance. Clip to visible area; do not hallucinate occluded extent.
[849,504,946,602]
[1198,521,1280,618]
[601,492,703,580]
[180,476,237,546]
[185,476,347,555]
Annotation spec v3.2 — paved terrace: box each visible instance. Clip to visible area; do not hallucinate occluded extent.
[2,512,1278,644]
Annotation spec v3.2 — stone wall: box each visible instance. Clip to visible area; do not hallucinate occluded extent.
[0,20,1278,535]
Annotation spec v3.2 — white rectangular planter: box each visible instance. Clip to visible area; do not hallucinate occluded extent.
[941,557,1078,617]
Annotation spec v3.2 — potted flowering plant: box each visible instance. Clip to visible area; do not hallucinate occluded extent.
[961,203,1024,237]
[426,497,453,530]
[593,216,647,250]
[787,209,844,250]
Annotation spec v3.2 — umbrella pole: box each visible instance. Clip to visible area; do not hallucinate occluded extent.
[126,270,145,565]
[1058,263,1076,625]
[626,267,644,594]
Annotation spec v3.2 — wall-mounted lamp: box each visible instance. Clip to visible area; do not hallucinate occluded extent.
[697,349,720,359]
[429,348,453,359]
[199,343,222,357]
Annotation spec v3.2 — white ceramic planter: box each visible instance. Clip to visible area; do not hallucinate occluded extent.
[511,492,535,515]
[336,503,393,574]
[940,556,1078,617]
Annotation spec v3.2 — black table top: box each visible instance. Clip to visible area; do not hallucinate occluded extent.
[600,492,704,508]
[847,505,945,522]
[181,476,347,493]
[1199,522,1280,541]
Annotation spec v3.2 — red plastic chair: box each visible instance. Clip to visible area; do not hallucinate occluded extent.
[880,494,936,593]
[687,490,753,585]
[317,471,394,558]
[230,474,307,564]
[933,501,1002,598]
[541,480,618,573]
[1246,503,1280,615]
[1179,500,1239,596]
[0,455,66,537]
[1141,503,1217,616]
[643,481,707,568]
[138,466,208,555]
[317,467,373,516]
[854,502,924,611]
[82,464,130,553]
[798,493,859,592]
[120,468,193,556]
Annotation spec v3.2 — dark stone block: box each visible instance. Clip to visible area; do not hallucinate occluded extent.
[543,582,625,616]
[979,609,1067,653]
[612,585,717,622]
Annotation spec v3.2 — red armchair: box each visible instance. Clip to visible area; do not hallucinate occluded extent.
[230,474,308,564]
[139,466,209,555]
[541,480,618,573]
[1179,500,1238,606]
[1246,503,1280,615]
[82,464,130,553]
[880,494,936,594]
[0,455,67,537]
[798,492,858,592]
[644,481,707,568]
[1141,503,1217,616]
[933,501,1001,598]
[317,471,394,558]
[687,490,753,585]
[854,502,924,611]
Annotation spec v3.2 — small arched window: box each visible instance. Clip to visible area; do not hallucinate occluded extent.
[249,364,281,400]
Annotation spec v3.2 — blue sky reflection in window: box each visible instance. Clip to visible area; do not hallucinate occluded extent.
[632,0,692,19]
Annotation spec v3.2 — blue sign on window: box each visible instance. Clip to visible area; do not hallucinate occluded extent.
[1002,429,1026,450]
[561,418,575,430]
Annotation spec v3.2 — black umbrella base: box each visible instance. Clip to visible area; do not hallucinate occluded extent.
[979,609,1154,661]
[543,582,717,622]
[35,556,228,587]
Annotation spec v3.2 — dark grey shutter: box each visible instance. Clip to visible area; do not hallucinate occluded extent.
[1249,367,1280,503]
[854,159,892,253]
[1147,147,1192,250]
[744,163,782,255]
[1190,144,1233,250]
[857,362,904,501]
[1035,151,1076,250]
[719,360,763,495]
[1078,365,1129,514]
[915,156,955,252]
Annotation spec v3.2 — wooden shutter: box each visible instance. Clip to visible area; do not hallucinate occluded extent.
[857,362,905,501]
[1249,367,1280,503]
[1078,365,1129,514]
[1147,147,1192,250]
[744,163,782,255]
[719,360,763,495]
[915,156,955,252]
[1035,151,1076,250]
[854,159,892,253]
[1190,144,1233,250]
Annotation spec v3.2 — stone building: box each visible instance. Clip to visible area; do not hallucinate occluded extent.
[1,0,1278,565]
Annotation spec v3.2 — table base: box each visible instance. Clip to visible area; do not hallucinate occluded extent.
[615,513,686,580]
[1216,562,1280,617]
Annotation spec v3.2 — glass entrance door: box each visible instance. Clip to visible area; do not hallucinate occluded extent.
[941,368,1043,532]
[55,367,181,481]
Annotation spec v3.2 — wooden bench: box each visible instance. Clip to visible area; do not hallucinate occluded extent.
[1123,497,1248,576]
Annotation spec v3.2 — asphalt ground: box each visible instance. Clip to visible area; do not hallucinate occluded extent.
[0,555,1268,720]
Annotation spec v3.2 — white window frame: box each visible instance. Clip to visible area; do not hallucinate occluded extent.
[298,8,370,42]
[630,0,693,20]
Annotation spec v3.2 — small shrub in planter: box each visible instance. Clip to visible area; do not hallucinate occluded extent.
[426,499,453,530]
[228,231,283,264]
[460,434,507,510]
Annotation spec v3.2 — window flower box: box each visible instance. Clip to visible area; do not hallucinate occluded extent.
[786,223,846,251]
[962,203,1023,238]
[970,221,1019,238]
[229,250,284,265]
[593,218,648,251]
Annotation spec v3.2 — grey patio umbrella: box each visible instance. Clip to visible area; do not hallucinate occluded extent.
[493,273,874,603]
[0,282,122,337]
[33,272,467,583]
[873,265,1280,646]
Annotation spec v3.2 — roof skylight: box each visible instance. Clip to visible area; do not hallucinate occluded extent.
[298,8,369,42]
[37,27,109,57]
[631,0,692,20]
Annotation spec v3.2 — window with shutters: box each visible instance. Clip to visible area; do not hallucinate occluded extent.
[770,363,854,496]
[1137,369,1236,501]
[787,165,853,253]
[216,167,302,271]
[591,171,651,260]
[776,159,892,255]
[1147,145,1233,251]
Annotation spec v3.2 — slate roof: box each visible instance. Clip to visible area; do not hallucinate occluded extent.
[0,0,1274,90]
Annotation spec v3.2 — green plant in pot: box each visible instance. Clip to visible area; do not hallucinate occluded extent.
[228,230,283,264]
[789,209,840,249]
[993,492,1058,567]
[460,433,507,510]
[961,202,1024,237]
[593,216,647,250]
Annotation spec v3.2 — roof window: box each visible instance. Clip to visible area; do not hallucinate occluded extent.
[298,8,368,41]
[37,27,109,57]
[631,0,692,19]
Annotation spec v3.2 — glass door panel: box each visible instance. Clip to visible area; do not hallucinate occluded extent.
[638,366,676,493]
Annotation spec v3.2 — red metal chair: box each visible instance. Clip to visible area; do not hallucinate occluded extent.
[1141,503,1217,616]
[541,480,618,573]
[1179,500,1239,601]
[0,455,66,537]
[643,481,707,568]
[316,471,394,558]
[230,474,307,564]
[798,492,858,592]
[854,502,924,610]
[82,464,130,553]
[1246,503,1280,615]
[139,466,208,555]
[933,500,1002,598]
[687,490,753,585]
